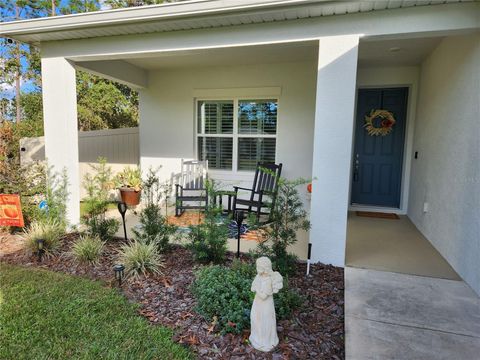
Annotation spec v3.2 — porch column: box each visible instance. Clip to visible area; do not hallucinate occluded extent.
[41,57,80,226]
[309,35,359,267]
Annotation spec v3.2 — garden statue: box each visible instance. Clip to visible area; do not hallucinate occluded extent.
[249,257,283,352]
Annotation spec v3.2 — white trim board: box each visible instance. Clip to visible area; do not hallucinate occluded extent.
[193,87,281,98]
[349,205,406,215]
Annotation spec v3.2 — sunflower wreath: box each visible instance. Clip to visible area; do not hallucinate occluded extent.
[364,109,396,136]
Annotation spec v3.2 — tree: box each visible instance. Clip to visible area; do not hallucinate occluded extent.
[105,0,181,8]
[58,0,100,14]
[0,1,101,123]
[0,1,46,122]
[20,92,43,124]
[76,71,139,130]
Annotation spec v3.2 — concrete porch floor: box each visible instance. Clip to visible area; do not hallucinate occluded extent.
[346,212,460,280]
[345,267,480,360]
[110,209,308,257]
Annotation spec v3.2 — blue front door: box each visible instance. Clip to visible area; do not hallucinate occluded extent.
[351,88,408,208]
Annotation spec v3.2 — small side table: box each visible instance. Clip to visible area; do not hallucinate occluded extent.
[213,191,234,215]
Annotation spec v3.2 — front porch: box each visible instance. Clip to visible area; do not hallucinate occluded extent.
[346,212,459,280]
[42,30,478,282]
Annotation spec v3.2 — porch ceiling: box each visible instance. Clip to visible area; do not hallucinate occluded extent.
[76,35,445,72]
[123,41,318,69]
[358,36,444,67]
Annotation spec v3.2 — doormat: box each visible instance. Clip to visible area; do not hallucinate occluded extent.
[356,211,400,219]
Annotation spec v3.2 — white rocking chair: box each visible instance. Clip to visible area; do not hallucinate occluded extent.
[175,159,209,216]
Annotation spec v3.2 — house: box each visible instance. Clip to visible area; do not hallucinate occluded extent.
[1,0,479,299]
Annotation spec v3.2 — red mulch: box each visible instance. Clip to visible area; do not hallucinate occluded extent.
[0,234,345,359]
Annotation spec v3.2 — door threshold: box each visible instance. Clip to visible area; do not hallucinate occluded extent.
[349,204,405,215]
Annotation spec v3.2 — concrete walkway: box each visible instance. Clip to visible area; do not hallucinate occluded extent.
[345,267,480,360]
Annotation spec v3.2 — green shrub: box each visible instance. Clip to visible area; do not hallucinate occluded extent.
[254,177,310,275]
[0,124,51,229]
[186,180,228,264]
[191,260,301,334]
[81,157,119,240]
[274,280,303,319]
[0,121,44,226]
[118,240,164,280]
[133,204,176,252]
[37,166,70,228]
[132,169,176,252]
[0,162,45,229]
[0,160,70,232]
[24,220,65,258]
[84,216,120,241]
[70,235,105,265]
[192,262,253,334]
[187,218,228,264]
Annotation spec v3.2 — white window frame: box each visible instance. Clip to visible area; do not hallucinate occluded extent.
[195,96,279,176]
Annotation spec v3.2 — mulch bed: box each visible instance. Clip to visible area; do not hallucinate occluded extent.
[1,233,345,359]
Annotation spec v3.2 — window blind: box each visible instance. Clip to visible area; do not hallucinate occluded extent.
[238,138,276,171]
[196,98,277,171]
[198,137,233,170]
[238,99,277,135]
[197,101,233,134]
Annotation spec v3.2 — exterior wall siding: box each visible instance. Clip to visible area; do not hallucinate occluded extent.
[139,61,318,259]
[408,33,480,295]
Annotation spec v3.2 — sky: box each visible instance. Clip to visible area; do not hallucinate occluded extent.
[0,1,111,101]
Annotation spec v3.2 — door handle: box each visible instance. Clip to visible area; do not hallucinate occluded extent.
[353,154,359,182]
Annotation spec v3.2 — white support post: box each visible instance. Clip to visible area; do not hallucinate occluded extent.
[41,57,80,226]
[309,35,359,267]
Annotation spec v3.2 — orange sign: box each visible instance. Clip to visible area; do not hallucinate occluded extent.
[0,194,24,227]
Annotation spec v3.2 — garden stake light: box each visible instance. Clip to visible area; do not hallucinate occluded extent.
[36,238,45,262]
[306,243,312,276]
[117,202,128,240]
[113,264,125,287]
[235,210,245,258]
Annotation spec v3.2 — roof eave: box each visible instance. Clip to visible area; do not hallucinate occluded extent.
[0,0,327,39]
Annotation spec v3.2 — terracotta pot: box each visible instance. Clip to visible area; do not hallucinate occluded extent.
[119,188,141,206]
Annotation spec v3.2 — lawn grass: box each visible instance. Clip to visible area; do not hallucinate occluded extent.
[0,263,192,360]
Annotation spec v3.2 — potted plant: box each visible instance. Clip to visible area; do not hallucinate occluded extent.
[115,166,142,206]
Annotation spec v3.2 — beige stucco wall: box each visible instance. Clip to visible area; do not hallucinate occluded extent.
[408,33,480,295]
[139,60,318,259]
[138,60,426,260]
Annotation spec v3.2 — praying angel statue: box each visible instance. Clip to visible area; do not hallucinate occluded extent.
[249,257,283,352]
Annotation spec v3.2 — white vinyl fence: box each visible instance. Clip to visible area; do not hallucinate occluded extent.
[20,127,140,199]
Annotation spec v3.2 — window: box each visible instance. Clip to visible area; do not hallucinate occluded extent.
[197,98,277,171]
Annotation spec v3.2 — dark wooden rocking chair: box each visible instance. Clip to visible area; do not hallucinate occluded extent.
[175,159,208,216]
[232,162,282,223]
